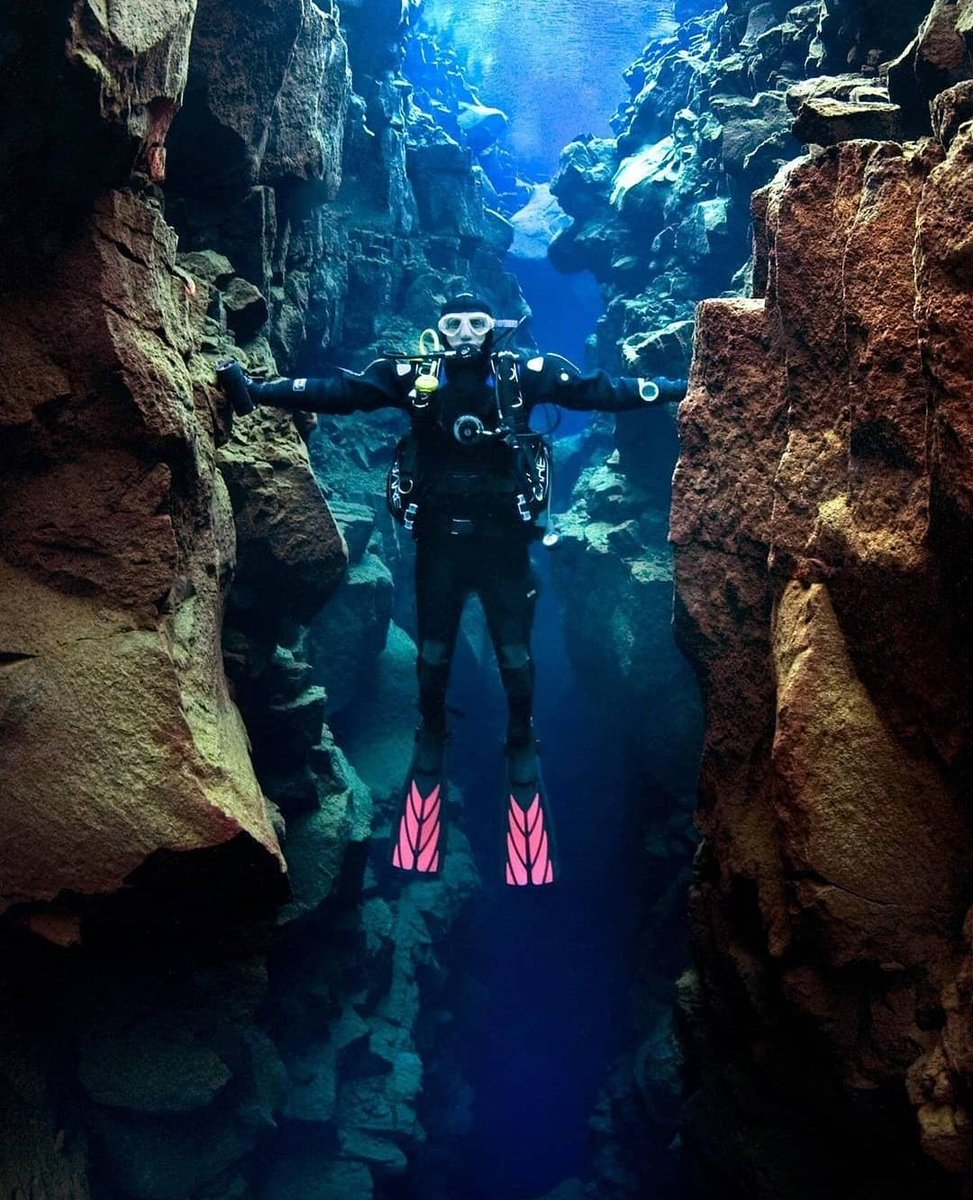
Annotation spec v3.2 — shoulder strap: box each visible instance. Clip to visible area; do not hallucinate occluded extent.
[493,352,528,433]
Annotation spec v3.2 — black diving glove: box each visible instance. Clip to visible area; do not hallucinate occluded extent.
[215,358,256,415]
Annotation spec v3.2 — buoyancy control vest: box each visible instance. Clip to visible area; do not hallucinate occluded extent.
[386,351,552,534]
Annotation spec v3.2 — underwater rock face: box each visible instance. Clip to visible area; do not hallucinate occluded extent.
[0,2,197,285]
[168,0,349,197]
[218,411,347,633]
[0,188,285,922]
[65,1,196,141]
[1,2,508,1198]
[671,115,973,1193]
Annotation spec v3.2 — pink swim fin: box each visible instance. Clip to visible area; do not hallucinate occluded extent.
[504,739,556,887]
[392,725,447,875]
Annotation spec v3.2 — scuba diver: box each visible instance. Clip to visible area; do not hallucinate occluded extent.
[218,294,686,887]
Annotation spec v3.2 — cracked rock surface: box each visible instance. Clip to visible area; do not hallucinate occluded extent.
[672,77,973,1195]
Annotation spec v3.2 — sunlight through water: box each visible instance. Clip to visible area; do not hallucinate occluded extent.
[418,0,677,173]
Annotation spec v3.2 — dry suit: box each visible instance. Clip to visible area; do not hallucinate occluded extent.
[241,347,678,744]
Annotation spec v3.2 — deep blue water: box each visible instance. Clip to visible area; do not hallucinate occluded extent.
[418,0,677,174]
[445,547,640,1200]
[433,244,637,1200]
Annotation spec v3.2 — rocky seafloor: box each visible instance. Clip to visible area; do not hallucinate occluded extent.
[4,1,973,1199]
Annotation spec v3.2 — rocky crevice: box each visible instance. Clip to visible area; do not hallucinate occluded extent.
[529,0,973,1193]
[9,0,973,1197]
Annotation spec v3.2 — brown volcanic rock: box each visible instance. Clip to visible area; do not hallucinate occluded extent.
[218,409,347,632]
[0,190,285,920]
[792,97,903,146]
[764,144,867,563]
[673,132,973,1190]
[917,123,973,520]
[905,119,973,1179]
[0,0,193,257]
[66,0,196,148]
[169,0,349,196]
[888,0,973,135]
[772,580,967,963]
[672,297,790,954]
[671,297,787,556]
[931,80,973,147]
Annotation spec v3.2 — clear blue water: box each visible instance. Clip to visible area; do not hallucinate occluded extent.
[418,0,677,174]
[444,550,639,1199]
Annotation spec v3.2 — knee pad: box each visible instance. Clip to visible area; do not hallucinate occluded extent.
[419,639,450,669]
[498,642,531,672]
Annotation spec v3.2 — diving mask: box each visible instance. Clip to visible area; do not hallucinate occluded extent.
[437,311,495,347]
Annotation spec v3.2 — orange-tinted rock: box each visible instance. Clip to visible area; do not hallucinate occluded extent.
[218,411,347,632]
[674,128,973,1189]
[672,297,792,954]
[0,190,285,921]
[764,144,872,561]
[772,581,967,966]
[672,297,787,556]
[917,123,973,521]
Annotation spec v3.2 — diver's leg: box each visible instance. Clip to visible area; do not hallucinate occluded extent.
[392,537,465,875]
[477,538,555,886]
[477,537,539,745]
[414,535,466,735]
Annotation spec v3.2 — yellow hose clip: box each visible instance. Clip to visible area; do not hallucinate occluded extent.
[414,330,443,398]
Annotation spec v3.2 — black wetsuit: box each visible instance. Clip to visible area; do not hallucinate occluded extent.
[246,349,672,742]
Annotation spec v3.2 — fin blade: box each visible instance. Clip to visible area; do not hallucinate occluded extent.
[416,786,443,872]
[504,788,555,887]
[393,777,444,875]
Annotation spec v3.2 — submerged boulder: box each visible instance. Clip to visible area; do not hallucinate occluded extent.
[792,96,903,144]
[509,183,572,261]
[456,101,508,151]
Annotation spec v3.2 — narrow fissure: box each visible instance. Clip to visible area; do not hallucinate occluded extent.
[5,2,973,1200]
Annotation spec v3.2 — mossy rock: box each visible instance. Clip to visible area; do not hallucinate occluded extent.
[79,1022,230,1114]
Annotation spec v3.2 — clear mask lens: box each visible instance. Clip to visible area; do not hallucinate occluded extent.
[438,312,494,339]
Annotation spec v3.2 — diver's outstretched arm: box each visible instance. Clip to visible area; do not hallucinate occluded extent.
[521,352,686,413]
[216,358,407,416]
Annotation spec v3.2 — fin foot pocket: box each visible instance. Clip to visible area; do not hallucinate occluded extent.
[392,724,448,875]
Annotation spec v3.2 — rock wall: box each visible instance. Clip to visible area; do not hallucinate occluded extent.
[671,0,973,1187]
[0,2,512,1198]
[0,0,287,958]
